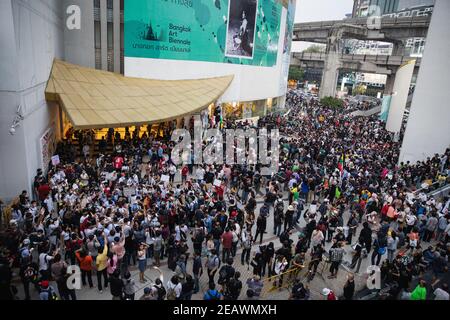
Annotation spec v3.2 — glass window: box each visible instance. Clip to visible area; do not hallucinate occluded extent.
[107,0,113,9]
[94,21,101,49]
[94,0,100,8]
[107,22,114,49]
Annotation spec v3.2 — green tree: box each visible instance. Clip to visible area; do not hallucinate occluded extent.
[353,84,367,96]
[320,96,343,109]
[302,45,325,53]
[288,66,304,81]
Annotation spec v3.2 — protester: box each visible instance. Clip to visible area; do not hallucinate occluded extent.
[0,89,448,301]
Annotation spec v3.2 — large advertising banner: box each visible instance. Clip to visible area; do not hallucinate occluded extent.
[279,0,296,94]
[125,0,283,67]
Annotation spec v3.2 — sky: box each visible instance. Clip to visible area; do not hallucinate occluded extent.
[292,0,354,51]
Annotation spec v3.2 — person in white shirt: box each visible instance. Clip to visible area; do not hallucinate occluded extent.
[273,255,288,288]
[175,224,189,242]
[433,284,449,300]
[166,276,182,300]
[43,194,54,215]
[39,248,58,279]
[405,211,417,233]
[196,166,205,182]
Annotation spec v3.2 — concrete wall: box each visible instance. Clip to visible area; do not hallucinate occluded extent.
[0,0,64,201]
[399,0,450,163]
[125,7,289,104]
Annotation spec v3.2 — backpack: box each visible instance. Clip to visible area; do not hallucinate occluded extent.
[218,265,234,285]
[378,246,386,255]
[226,279,242,298]
[208,255,220,270]
[23,265,38,282]
[40,287,58,301]
[166,285,177,300]
[194,228,205,244]
[205,290,221,300]
[275,200,284,213]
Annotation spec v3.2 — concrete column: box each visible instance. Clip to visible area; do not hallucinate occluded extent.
[113,0,120,73]
[399,0,450,163]
[100,0,107,71]
[392,41,406,56]
[320,52,340,99]
[384,74,395,95]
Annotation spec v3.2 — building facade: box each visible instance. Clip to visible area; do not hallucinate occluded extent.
[352,0,435,17]
[0,0,295,201]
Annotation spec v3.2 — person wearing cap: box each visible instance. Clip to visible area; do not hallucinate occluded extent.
[39,280,58,300]
[322,287,337,300]
[95,232,109,293]
[284,204,295,232]
[19,253,39,300]
[139,286,157,300]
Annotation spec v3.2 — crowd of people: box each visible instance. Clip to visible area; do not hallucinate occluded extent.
[0,89,449,301]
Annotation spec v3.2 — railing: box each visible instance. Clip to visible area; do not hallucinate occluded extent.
[294,15,431,31]
[293,52,421,67]
[260,265,307,298]
[412,180,450,199]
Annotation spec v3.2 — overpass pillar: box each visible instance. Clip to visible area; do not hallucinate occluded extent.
[399,0,450,163]
[384,75,395,95]
[392,41,406,56]
[320,52,340,99]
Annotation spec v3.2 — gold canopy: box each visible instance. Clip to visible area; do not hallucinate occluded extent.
[45,59,234,129]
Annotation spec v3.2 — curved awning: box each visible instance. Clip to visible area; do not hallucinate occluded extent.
[45,59,233,129]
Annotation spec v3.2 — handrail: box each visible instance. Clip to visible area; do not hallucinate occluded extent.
[411,181,449,196]
[260,265,310,298]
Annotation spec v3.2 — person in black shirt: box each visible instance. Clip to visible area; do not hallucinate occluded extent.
[181,274,195,300]
[359,222,373,254]
[192,252,203,294]
[109,269,124,300]
[254,214,267,245]
[343,274,355,300]
[224,272,242,300]
[350,237,364,269]
[245,192,257,214]
[290,280,309,300]
[308,243,324,276]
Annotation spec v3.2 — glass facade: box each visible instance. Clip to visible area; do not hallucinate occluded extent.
[94,21,101,69]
